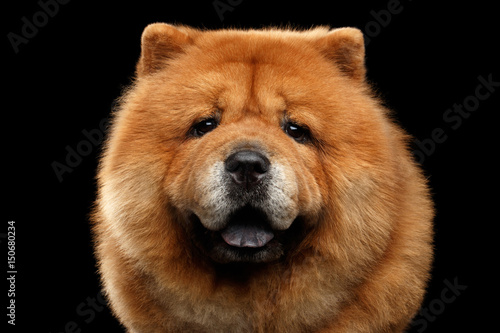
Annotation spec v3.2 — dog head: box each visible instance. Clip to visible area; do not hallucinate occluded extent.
[102,24,394,265]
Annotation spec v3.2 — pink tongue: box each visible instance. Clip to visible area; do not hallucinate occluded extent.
[221,224,274,248]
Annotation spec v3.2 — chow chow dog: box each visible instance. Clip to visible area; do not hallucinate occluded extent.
[92,23,433,332]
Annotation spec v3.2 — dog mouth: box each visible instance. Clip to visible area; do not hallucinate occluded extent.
[189,206,287,264]
[220,207,275,248]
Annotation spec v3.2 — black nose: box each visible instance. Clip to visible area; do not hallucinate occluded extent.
[225,150,270,189]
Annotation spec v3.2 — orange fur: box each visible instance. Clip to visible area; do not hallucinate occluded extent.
[92,24,433,332]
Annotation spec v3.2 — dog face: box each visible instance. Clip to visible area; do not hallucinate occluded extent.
[161,52,328,263]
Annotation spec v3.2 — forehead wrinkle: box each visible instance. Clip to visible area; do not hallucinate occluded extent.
[210,56,290,121]
[246,60,260,115]
[251,63,289,118]
[218,59,260,116]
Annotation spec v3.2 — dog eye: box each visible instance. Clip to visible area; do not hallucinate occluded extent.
[284,122,309,143]
[192,118,218,137]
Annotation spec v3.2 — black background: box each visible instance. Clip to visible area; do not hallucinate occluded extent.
[5,0,499,332]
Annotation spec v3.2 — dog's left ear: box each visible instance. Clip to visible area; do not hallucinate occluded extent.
[317,27,366,81]
[136,23,195,76]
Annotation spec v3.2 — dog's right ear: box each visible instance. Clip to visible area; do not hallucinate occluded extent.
[136,23,194,76]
